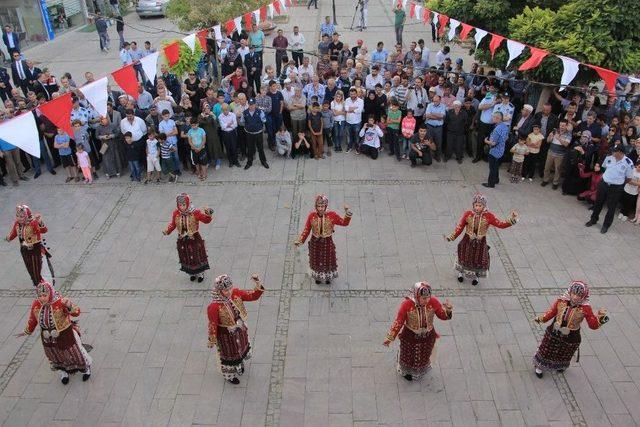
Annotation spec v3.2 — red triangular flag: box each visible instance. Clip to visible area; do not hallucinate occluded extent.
[422,8,431,24]
[460,23,473,41]
[519,47,549,71]
[163,41,180,67]
[285,0,292,6]
[409,3,416,19]
[39,92,74,137]
[438,15,449,37]
[588,64,619,94]
[244,13,253,29]
[273,0,281,14]
[489,34,505,58]
[225,20,235,36]
[196,29,208,50]
[111,64,139,100]
[260,6,267,21]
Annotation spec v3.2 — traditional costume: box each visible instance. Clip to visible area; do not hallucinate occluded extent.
[163,193,213,282]
[295,195,352,284]
[22,280,92,384]
[533,281,608,378]
[207,274,264,384]
[5,204,54,286]
[446,193,517,285]
[384,282,452,381]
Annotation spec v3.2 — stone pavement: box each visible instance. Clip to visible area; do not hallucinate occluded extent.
[1,1,640,427]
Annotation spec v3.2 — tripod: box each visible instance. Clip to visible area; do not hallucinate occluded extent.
[350,0,365,31]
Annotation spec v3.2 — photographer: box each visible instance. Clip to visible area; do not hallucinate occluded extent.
[406,77,428,129]
[409,125,436,168]
[358,114,383,159]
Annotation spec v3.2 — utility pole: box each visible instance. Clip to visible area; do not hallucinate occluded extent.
[332,0,337,24]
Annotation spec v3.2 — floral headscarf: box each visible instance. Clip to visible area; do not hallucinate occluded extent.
[16,204,32,225]
[408,281,432,305]
[36,279,60,305]
[560,280,590,306]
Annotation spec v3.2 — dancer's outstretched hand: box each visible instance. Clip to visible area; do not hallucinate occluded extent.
[443,298,453,310]
[382,339,391,347]
[14,332,26,338]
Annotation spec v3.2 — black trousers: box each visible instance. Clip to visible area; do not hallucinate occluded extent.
[487,154,501,187]
[446,133,465,160]
[275,51,287,76]
[591,181,624,228]
[222,129,238,165]
[237,126,247,159]
[522,152,539,179]
[620,191,638,217]
[475,122,493,161]
[409,149,432,166]
[248,72,261,93]
[292,50,304,67]
[537,143,549,177]
[245,131,266,164]
[360,144,379,159]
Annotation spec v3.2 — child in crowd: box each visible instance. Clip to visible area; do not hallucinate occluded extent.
[619,161,640,222]
[358,115,384,159]
[523,124,544,181]
[75,144,92,184]
[145,130,162,184]
[54,128,79,183]
[307,102,324,159]
[292,132,311,159]
[72,119,98,179]
[400,109,416,159]
[577,163,602,205]
[378,115,387,151]
[275,125,292,157]
[386,99,402,159]
[159,132,179,183]
[509,136,530,183]
[187,117,209,181]
[123,131,142,182]
[321,101,333,156]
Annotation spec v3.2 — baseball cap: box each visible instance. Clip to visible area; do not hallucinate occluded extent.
[613,145,625,153]
[248,99,256,105]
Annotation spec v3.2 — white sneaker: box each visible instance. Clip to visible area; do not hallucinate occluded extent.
[521,177,525,181]
[528,178,533,182]
[618,213,624,219]
[620,215,628,221]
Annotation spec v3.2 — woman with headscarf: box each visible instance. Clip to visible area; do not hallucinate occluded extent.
[533,281,608,378]
[5,204,53,286]
[295,195,353,285]
[162,193,214,282]
[445,193,518,286]
[363,90,381,122]
[221,45,243,78]
[16,280,92,384]
[198,103,224,170]
[207,274,264,384]
[561,130,597,196]
[383,282,453,381]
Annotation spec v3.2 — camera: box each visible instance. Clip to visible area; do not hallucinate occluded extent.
[417,103,424,109]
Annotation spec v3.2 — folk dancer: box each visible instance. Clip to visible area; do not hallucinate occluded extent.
[5,204,54,286]
[16,280,92,384]
[207,274,265,384]
[533,281,608,378]
[445,193,518,286]
[383,282,453,381]
[162,193,213,282]
[295,195,352,285]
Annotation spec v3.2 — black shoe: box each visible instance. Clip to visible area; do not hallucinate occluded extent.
[481,183,494,188]
[584,220,596,227]
[0,179,6,186]
[410,163,416,168]
[457,276,464,283]
[234,162,241,167]
[472,158,481,163]
[228,378,240,384]
[244,162,252,170]
[403,374,413,381]
[471,279,479,286]
[197,275,204,283]
[315,280,321,284]
[540,181,549,187]
[556,369,565,373]
[325,280,331,285]
[552,184,559,190]
[50,169,57,175]
[61,376,69,385]
[434,155,441,162]
[600,226,609,234]
[457,159,463,164]
[34,171,41,179]
[535,370,543,379]
[82,372,91,381]
[190,275,196,281]
[261,162,270,169]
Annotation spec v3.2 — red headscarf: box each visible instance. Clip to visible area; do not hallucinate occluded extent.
[36,279,60,304]
[176,193,194,214]
[16,204,32,225]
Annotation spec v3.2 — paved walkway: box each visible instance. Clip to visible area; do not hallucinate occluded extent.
[2,1,640,427]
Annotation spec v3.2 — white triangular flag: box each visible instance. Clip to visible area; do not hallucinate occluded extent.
[268,3,275,18]
[233,16,243,34]
[432,12,439,26]
[559,56,580,88]
[401,0,408,9]
[506,40,525,68]
[474,28,488,49]
[140,51,159,85]
[79,77,108,118]
[213,25,222,42]
[0,112,40,158]
[414,5,422,20]
[253,9,261,26]
[279,0,287,12]
[629,76,640,84]
[447,19,460,41]
[182,33,196,52]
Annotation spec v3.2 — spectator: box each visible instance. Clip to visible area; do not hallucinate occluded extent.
[331,89,346,151]
[94,13,110,52]
[307,102,324,159]
[358,115,383,159]
[509,136,530,183]
[541,119,572,189]
[248,24,265,59]
[2,25,20,55]
[320,16,335,37]
[187,117,209,180]
[344,88,363,152]
[272,29,288,77]
[424,94,445,161]
[371,42,388,68]
[158,132,178,182]
[95,116,121,179]
[290,26,305,67]
[393,3,406,45]
[482,112,509,188]
[275,124,292,157]
[243,98,269,169]
[445,100,468,163]
[123,131,142,182]
[219,103,240,167]
[292,132,311,159]
[116,17,125,49]
[523,124,543,181]
[53,127,78,182]
[435,46,450,66]
[409,125,435,167]
[75,143,92,184]
[321,101,334,153]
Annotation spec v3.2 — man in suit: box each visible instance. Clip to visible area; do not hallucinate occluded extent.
[244,44,263,93]
[10,51,28,96]
[2,25,20,55]
[33,72,52,101]
[25,60,42,91]
[0,66,12,102]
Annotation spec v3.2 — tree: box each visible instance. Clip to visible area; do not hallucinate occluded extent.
[166,0,266,31]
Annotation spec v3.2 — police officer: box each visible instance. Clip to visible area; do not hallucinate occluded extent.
[585,145,635,233]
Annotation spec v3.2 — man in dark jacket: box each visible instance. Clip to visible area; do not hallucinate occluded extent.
[533,102,558,177]
[445,100,468,163]
[10,50,29,95]
[95,13,110,52]
[2,25,20,55]
[244,45,263,93]
[0,66,12,102]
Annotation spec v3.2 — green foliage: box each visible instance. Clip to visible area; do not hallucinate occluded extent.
[166,0,266,31]
[162,40,203,78]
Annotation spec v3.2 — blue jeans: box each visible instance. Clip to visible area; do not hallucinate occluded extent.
[347,123,361,150]
[170,151,181,174]
[332,121,345,150]
[128,160,141,181]
[32,138,54,174]
[268,114,282,149]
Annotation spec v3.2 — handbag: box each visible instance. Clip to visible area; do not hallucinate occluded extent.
[99,142,109,155]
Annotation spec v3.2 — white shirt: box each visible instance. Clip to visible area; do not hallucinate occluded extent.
[435,50,450,66]
[359,124,384,148]
[237,46,250,61]
[218,112,237,131]
[624,169,640,195]
[406,87,428,117]
[282,87,296,106]
[344,97,364,124]
[331,100,345,122]
[7,32,15,48]
[298,64,315,78]
[290,32,306,50]
[365,73,385,91]
[120,116,147,141]
[155,96,176,117]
